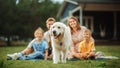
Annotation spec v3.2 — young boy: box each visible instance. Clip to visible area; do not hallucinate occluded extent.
[8,27,49,60]
[71,29,96,60]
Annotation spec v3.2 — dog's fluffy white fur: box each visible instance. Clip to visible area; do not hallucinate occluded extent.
[50,22,72,64]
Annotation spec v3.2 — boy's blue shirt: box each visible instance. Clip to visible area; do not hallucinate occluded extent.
[32,40,48,55]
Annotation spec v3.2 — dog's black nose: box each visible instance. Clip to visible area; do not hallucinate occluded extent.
[53,31,56,34]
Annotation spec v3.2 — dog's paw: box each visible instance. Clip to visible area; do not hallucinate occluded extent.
[53,60,60,64]
[53,62,58,64]
[61,60,66,63]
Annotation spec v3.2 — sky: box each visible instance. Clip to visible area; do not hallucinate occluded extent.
[16,0,64,5]
[16,0,64,4]
[51,0,64,3]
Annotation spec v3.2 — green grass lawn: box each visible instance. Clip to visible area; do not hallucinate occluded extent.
[0,45,120,68]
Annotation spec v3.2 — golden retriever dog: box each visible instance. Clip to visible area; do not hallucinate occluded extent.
[50,22,72,64]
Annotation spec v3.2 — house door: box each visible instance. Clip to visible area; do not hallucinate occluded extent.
[83,16,94,32]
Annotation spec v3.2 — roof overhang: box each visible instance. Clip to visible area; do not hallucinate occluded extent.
[56,0,78,18]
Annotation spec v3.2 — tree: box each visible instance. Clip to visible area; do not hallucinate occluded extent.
[0,0,17,45]
[0,0,60,46]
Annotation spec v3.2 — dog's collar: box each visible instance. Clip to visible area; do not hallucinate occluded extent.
[60,42,62,46]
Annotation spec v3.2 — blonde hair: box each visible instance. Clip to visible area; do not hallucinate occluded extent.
[84,29,92,37]
[67,16,81,34]
[34,27,44,37]
[46,17,56,23]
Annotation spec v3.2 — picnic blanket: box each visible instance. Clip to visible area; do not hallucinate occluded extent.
[68,51,119,61]
[95,51,119,60]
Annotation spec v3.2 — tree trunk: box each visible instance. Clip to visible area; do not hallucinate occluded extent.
[6,36,11,46]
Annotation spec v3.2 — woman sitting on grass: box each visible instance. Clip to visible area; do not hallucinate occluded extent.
[71,29,96,60]
[7,27,49,60]
[67,16,94,59]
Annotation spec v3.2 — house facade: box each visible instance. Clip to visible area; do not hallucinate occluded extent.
[57,0,120,40]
